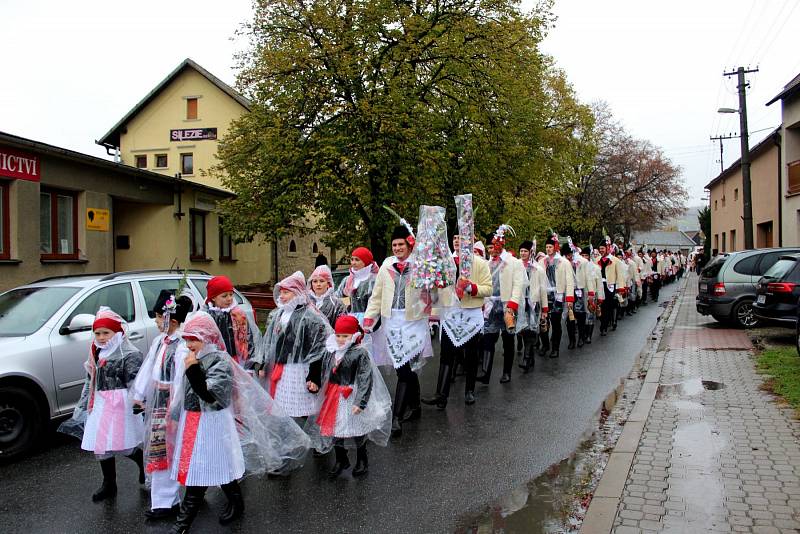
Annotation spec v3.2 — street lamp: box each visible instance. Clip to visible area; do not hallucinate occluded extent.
[717,107,738,114]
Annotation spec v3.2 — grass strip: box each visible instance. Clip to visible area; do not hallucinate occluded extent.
[757,345,800,415]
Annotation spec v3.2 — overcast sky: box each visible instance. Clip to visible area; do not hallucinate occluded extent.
[2,0,798,208]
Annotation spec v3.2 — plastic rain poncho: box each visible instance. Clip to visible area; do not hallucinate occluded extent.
[169,312,310,485]
[132,330,187,477]
[304,334,392,451]
[58,307,144,458]
[408,205,457,316]
[256,271,331,417]
[335,263,379,323]
[307,265,346,328]
[204,303,261,368]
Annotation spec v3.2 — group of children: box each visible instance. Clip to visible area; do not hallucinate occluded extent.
[59,269,391,533]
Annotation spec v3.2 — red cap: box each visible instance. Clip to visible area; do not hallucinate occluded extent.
[206,275,235,303]
[93,317,123,333]
[351,247,373,266]
[334,315,362,335]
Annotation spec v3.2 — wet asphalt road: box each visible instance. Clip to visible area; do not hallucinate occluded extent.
[0,283,676,534]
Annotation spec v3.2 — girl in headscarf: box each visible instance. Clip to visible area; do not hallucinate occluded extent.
[58,307,145,502]
[204,275,261,368]
[305,315,392,478]
[169,311,310,532]
[256,271,330,417]
[335,247,379,325]
[307,265,346,328]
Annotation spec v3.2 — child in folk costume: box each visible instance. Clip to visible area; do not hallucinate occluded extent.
[308,265,346,328]
[335,246,379,325]
[58,307,146,502]
[305,315,392,477]
[170,312,310,533]
[256,271,331,418]
[204,275,261,367]
[132,291,193,520]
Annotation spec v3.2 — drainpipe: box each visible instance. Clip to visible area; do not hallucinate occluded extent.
[773,131,782,247]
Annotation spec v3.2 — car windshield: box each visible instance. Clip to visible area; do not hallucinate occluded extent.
[701,254,728,278]
[762,258,797,280]
[0,286,81,336]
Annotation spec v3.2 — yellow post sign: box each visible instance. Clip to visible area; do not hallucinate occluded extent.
[86,208,110,231]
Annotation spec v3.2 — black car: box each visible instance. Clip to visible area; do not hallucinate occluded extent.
[752,253,800,326]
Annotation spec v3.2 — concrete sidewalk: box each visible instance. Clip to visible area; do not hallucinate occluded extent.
[582,274,800,533]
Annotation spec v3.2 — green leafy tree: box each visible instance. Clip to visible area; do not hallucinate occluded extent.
[214,0,592,259]
[698,205,711,258]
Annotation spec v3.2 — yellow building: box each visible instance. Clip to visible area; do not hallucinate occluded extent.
[97,58,331,285]
[705,129,781,254]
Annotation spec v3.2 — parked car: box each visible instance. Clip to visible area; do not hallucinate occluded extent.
[0,270,254,461]
[752,253,800,326]
[696,248,800,328]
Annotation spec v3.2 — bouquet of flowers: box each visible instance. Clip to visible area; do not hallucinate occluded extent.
[410,205,457,290]
[455,194,474,280]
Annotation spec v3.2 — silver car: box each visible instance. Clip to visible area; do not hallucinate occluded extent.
[0,270,255,461]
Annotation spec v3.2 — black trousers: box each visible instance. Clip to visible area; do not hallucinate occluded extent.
[641,280,649,302]
[395,362,420,411]
[483,330,516,375]
[566,311,586,343]
[540,309,563,352]
[650,278,661,301]
[441,330,481,394]
[600,288,616,332]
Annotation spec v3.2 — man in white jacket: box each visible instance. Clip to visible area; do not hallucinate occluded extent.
[363,225,432,437]
[478,225,525,384]
[517,240,548,371]
[537,235,575,358]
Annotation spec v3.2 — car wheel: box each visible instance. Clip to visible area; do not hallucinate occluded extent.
[0,386,44,461]
[731,299,759,329]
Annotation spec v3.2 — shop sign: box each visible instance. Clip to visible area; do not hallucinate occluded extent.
[170,128,217,142]
[86,208,110,232]
[0,146,40,182]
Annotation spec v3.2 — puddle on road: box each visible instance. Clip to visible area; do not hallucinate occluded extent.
[454,383,630,534]
[656,378,724,398]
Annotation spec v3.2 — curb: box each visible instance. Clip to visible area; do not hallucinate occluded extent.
[580,277,688,534]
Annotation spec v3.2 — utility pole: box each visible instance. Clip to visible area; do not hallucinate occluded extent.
[710,133,739,174]
[723,66,758,250]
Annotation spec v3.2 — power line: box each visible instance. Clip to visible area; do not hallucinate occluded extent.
[749,0,800,66]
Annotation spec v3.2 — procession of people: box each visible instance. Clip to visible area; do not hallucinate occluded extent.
[57,195,686,533]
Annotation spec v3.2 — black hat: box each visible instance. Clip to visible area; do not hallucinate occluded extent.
[560,243,572,256]
[391,225,411,242]
[153,290,193,324]
[615,249,623,257]
[519,240,533,251]
[545,235,558,247]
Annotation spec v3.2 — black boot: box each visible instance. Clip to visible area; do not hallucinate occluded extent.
[128,447,145,484]
[566,321,577,350]
[92,457,117,502]
[521,340,535,373]
[476,350,494,384]
[585,324,593,344]
[421,363,450,408]
[145,504,180,520]
[352,444,368,477]
[550,349,559,358]
[402,373,422,422]
[464,391,476,405]
[436,365,452,410]
[170,486,206,534]
[391,382,408,438]
[329,445,351,477]
[219,481,244,525]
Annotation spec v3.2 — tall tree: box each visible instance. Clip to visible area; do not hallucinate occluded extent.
[214,0,590,259]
